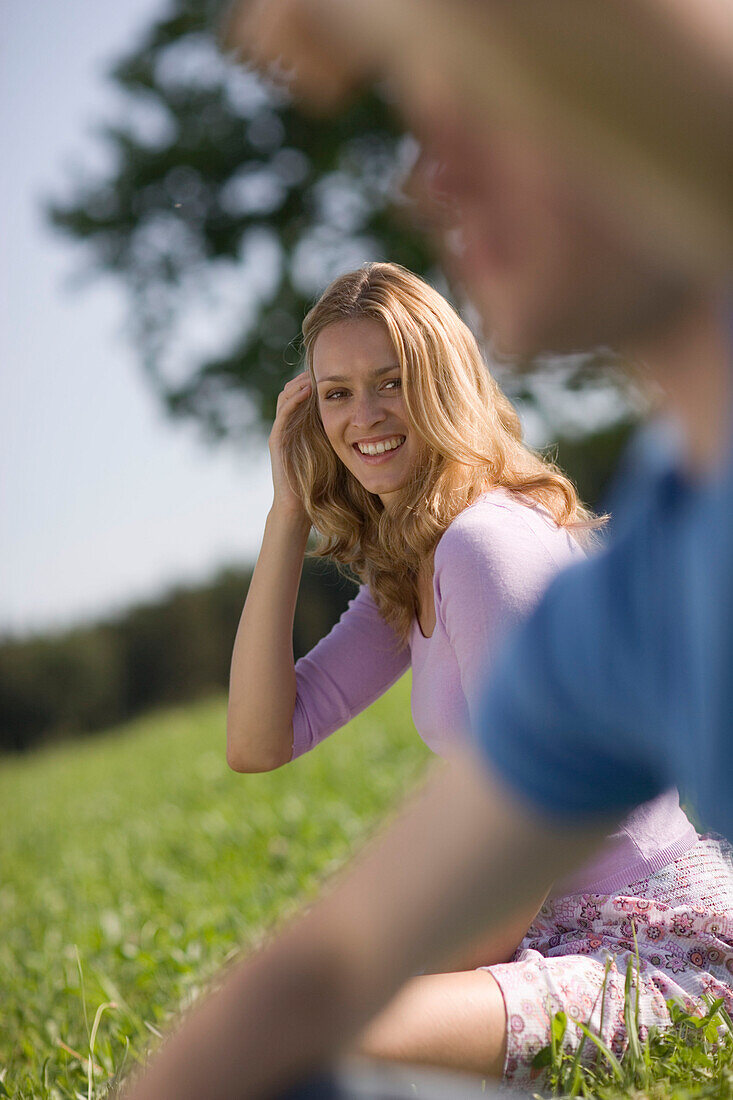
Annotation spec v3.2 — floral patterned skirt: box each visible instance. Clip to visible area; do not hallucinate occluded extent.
[481,834,733,1086]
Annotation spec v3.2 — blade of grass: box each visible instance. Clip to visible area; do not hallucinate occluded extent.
[573,1020,625,1082]
[87,1001,117,1100]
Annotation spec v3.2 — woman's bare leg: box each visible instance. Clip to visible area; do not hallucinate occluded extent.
[354,970,507,1077]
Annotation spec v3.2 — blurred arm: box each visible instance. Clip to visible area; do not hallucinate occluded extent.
[425,890,548,974]
[123,755,613,1100]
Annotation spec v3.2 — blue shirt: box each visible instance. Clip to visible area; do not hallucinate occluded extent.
[473,416,733,838]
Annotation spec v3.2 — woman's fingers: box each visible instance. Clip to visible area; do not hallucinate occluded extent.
[275,373,312,417]
[278,371,311,400]
[282,370,310,392]
[269,372,313,516]
[270,375,313,455]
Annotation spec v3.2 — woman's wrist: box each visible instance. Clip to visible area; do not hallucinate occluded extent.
[266,502,311,541]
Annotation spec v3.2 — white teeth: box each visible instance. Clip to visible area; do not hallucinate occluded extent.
[356,436,405,456]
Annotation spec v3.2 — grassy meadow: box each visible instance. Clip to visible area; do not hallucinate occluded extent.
[0,678,430,1098]
[2,677,733,1099]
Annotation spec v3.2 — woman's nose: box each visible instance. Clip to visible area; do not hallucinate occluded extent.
[351,392,386,430]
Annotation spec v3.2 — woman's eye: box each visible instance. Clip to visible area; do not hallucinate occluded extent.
[383,379,402,391]
[325,389,347,400]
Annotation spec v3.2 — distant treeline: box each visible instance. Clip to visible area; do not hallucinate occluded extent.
[0,560,355,754]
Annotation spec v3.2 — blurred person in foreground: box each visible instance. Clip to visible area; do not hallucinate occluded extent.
[122,1,733,1097]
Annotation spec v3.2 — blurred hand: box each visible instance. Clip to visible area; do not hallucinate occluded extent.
[222,0,370,112]
[269,371,312,521]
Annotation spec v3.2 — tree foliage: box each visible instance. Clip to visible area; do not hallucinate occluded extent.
[0,560,354,752]
[49,0,435,439]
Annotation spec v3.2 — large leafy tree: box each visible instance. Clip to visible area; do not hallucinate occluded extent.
[50,0,638,498]
[50,0,435,438]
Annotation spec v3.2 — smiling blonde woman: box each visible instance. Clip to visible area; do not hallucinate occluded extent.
[225,263,722,1082]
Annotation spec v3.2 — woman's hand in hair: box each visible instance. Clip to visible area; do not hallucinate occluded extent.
[269,371,312,523]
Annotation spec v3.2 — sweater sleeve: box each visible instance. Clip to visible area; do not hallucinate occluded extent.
[290,584,411,760]
[473,517,671,819]
[434,497,584,729]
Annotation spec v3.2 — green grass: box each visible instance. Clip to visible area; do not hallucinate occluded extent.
[534,959,733,1099]
[2,678,733,1099]
[0,677,429,1098]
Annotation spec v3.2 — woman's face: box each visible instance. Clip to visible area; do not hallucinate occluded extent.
[312,317,420,509]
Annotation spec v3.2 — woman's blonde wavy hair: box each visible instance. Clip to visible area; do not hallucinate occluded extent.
[282,262,602,641]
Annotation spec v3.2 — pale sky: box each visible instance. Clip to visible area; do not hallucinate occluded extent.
[0,0,630,639]
[1,0,275,636]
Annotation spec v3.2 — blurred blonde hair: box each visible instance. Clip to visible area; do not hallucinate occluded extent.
[282,262,600,640]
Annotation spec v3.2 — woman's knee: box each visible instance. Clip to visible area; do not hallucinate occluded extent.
[354,970,508,1077]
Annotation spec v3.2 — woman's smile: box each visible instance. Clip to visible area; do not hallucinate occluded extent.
[352,434,407,463]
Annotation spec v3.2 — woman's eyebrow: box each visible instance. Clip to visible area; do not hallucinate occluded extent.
[316,364,401,384]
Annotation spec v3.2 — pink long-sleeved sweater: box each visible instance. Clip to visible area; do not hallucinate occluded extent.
[291,489,696,895]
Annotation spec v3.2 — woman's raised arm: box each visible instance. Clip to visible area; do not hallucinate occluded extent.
[226,373,313,773]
